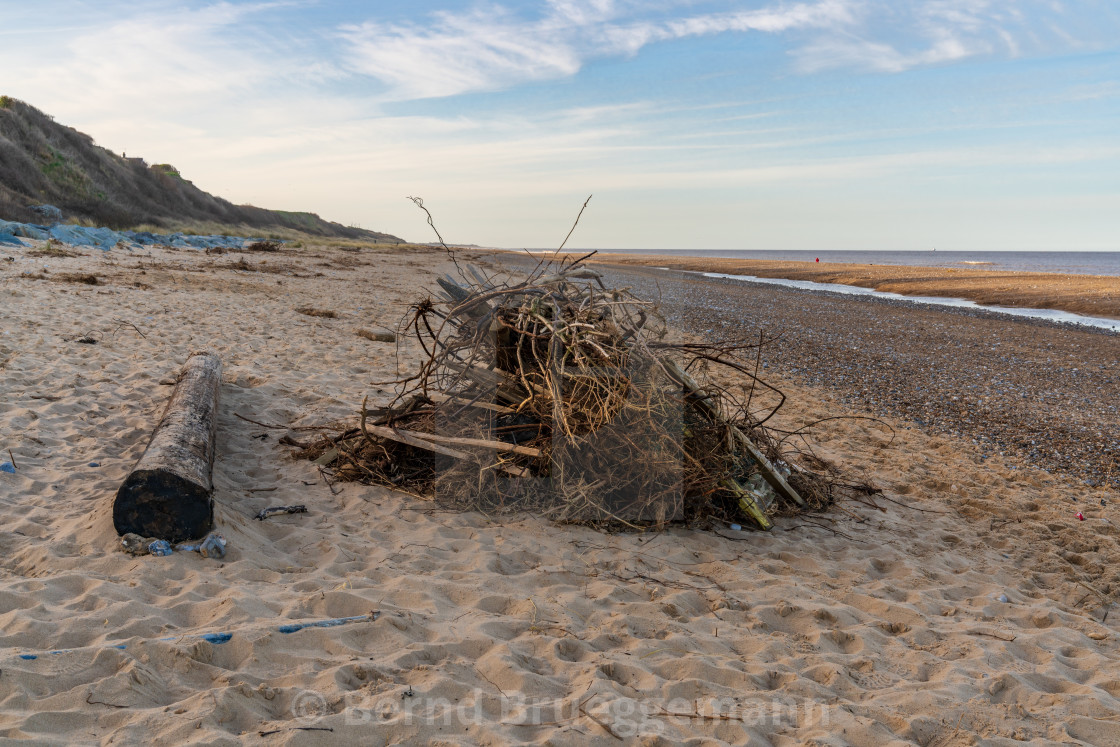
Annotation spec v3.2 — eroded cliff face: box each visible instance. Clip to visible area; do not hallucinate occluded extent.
[0,97,400,242]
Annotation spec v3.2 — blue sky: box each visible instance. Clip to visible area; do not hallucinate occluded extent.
[1,0,1118,250]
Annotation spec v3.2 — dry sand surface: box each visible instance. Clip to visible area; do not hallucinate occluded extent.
[2,242,1119,745]
[576,253,1120,321]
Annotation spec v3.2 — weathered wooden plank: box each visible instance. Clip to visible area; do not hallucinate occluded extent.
[358,396,528,477]
[465,264,491,288]
[662,358,806,512]
[437,276,491,320]
[425,391,518,414]
[112,352,221,542]
[364,423,542,458]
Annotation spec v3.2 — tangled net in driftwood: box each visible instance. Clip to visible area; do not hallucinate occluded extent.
[304,253,846,530]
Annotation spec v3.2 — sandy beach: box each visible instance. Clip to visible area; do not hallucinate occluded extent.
[2,242,1119,745]
[572,254,1120,321]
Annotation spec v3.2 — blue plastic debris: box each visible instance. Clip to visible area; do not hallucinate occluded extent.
[9,613,383,662]
[0,462,15,474]
[173,531,226,559]
[199,532,227,559]
[88,462,100,468]
[729,524,742,531]
[278,613,378,634]
[148,540,172,557]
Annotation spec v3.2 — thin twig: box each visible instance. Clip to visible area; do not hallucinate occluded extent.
[234,412,288,430]
[406,195,463,277]
[969,629,1016,642]
[112,318,147,339]
[556,195,592,256]
[1074,579,1113,622]
[258,727,334,736]
[318,466,342,495]
[579,697,623,740]
[477,668,508,696]
[86,692,129,708]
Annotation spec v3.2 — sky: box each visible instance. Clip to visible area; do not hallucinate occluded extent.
[1,0,1118,250]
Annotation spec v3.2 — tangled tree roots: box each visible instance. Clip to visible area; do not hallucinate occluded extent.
[304,252,858,530]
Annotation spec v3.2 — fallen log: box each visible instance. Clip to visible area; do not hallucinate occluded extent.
[113,352,222,542]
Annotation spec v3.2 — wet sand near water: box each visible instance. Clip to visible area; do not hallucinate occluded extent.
[565,253,1120,320]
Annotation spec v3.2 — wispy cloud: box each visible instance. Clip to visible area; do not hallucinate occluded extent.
[8,0,1112,119]
[792,0,994,74]
[338,6,584,100]
[794,0,1118,73]
[339,1,856,100]
[339,0,1119,99]
[2,1,340,123]
[794,34,977,74]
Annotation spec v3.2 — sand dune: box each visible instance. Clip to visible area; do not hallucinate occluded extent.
[2,242,1118,744]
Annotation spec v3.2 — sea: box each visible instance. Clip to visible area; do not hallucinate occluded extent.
[588,250,1120,277]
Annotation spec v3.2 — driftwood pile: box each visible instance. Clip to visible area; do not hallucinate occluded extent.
[304,255,837,530]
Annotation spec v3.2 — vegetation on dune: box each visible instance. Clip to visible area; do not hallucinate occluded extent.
[26,238,81,258]
[0,96,402,242]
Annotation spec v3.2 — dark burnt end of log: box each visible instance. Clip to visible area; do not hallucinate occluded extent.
[114,469,214,542]
[112,352,221,543]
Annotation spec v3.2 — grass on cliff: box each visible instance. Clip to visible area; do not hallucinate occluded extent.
[0,96,404,242]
